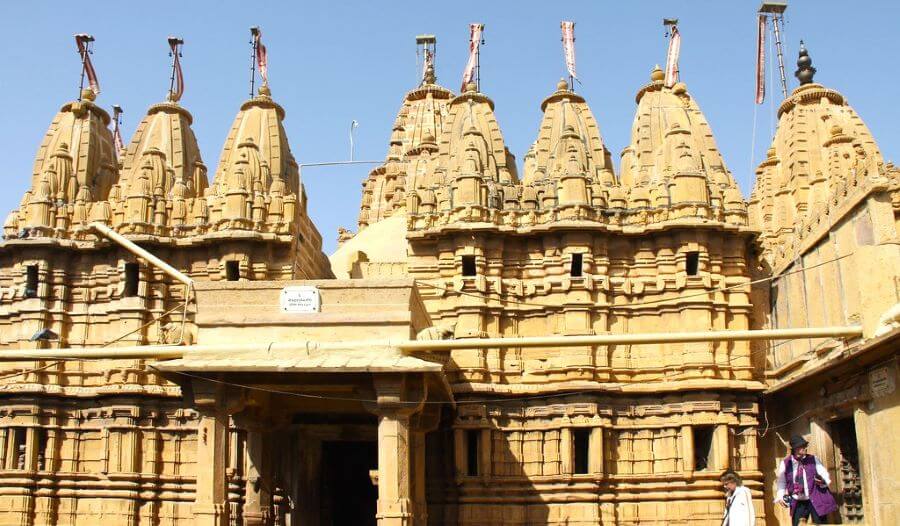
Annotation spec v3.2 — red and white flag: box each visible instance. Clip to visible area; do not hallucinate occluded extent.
[168,37,185,101]
[755,14,767,104]
[561,21,578,81]
[254,29,268,84]
[460,23,484,91]
[75,34,100,96]
[664,25,680,88]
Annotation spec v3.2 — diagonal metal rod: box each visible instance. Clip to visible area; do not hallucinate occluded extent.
[771,14,788,98]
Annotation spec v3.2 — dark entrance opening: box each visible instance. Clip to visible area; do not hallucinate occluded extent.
[830,417,864,523]
[320,440,378,526]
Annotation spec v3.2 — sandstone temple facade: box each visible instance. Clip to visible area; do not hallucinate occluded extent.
[0,34,898,526]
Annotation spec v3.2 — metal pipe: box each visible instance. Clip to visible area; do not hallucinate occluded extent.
[90,223,193,287]
[771,14,788,98]
[396,326,863,352]
[0,347,188,360]
[0,326,863,361]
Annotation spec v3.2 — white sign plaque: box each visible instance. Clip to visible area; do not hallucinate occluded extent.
[280,286,321,313]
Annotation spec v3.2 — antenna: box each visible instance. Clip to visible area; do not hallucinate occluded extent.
[249,26,260,98]
[349,120,359,161]
[416,34,437,85]
[760,2,788,98]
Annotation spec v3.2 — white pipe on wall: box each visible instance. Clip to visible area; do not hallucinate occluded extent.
[90,223,194,287]
[0,326,862,361]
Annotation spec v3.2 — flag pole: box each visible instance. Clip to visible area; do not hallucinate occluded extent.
[167,37,184,101]
[760,3,789,98]
[249,27,260,97]
[75,35,94,101]
[476,27,483,92]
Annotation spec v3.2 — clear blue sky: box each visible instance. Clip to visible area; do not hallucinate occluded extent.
[2,1,898,253]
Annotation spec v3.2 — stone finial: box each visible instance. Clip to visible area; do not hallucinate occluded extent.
[464,82,477,93]
[557,78,569,92]
[258,84,272,97]
[424,64,436,85]
[650,65,664,82]
[795,41,817,85]
[81,88,97,102]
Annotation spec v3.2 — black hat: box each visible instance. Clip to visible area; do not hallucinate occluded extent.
[789,435,809,449]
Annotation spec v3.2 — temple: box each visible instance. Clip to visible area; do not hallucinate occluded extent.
[0,25,898,526]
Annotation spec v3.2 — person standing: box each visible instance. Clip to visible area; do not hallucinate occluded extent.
[774,435,838,525]
[721,470,756,526]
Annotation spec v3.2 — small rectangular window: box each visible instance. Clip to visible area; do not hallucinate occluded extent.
[25,265,39,298]
[686,251,700,276]
[466,429,480,476]
[461,255,477,277]
[9,427,27,470]
[573,428,591,474]
[570,253,584,277]
[124,263,140,297]
[225,261,240,282]
[694,426,714,471]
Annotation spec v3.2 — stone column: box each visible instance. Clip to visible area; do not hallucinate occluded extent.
[681,425,694,477]
[369,374,426,526]
[714,424,730,471]
[589,427,605,477]
[192,381,234,526]
[376,410,413,526]
[243,430,271,526]
[411,431,427,526]
[560,426,574,475]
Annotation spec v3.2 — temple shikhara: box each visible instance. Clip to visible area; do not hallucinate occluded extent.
[0,11,898,526]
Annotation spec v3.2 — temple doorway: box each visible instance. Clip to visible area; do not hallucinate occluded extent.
[320,440,378,525]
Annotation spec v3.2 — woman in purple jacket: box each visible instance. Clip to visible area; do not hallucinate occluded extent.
[774,435,838,525]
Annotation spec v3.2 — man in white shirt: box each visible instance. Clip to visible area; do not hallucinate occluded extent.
[773,435,837,525]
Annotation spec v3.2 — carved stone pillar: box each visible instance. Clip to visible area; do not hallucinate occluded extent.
[681,425,694,477]
[714,424,730,471]
[243,430,271,526]
[411,431,427,526]
[560,426,574,476]
[194,409,229,526]
[192,381,240,526]
[589,427,605,477]
[368,374,426,526]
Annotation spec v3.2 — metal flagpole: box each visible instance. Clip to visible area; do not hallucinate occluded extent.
[167,37,183,100]
[76,35,94,101]
[760,2,788,98]
[476,27,483,91]
[249,27,259,98]
[771,15,788,97]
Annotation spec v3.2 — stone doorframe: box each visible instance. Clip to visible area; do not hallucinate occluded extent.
[185,371,444,526]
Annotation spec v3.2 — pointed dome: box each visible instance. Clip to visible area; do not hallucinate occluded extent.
[111,100,209,235]
[213,86,297,198]
[118,102,207,201]
[620,67,746,225]
[357,73,453,230]
[6,91,119,237]
[441,83,516,187]
[749,45,887,252]
[521,78,616,213]
[207,86,304,233]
